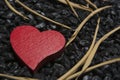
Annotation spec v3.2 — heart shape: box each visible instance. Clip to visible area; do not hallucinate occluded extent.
[10,25,65,70]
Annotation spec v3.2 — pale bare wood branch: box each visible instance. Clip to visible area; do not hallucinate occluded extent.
[4,0,28,20]
[58,18,100,80]
[0,73,38,80]
[65,0,79,18]
[58,0,93,12]
[85,0,98,9]
[15,0,72,30]
[66,57,120,80]
[65,6,111,47]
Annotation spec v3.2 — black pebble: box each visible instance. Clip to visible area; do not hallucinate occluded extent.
[0,0,120,80]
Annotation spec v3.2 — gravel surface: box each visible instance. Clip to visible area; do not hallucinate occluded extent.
[0,0,120,80]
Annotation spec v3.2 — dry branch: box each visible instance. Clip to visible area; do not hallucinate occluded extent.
[58,18,100,80]
[65,6,111,47]
[15,0,72,30]
[85,0,98,9]
[67,26,120,80]
[58,0,93,12]
[0,73,38,80]
[65,0,78,17]
[4,0,28,20]
[66,57,120,80]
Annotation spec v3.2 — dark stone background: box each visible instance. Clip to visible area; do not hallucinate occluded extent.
[0,0,120,80]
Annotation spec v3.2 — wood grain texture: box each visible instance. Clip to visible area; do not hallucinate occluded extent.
[10,25,66,70]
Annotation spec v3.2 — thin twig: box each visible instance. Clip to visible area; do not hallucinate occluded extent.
[15,0,72,30]
[65,6,111,47]
[75,18,100,80]
[81,26,120,72]
[0,73,38,80]
[70,26,120,80]
[4,0,28,20]
[58,18,100,80]
[65,0,79,18]
[66,57,120,80]
[58,0,93,12]
[85,0,98,9]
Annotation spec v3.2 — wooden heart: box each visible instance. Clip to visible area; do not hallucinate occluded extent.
[10,25,65,70]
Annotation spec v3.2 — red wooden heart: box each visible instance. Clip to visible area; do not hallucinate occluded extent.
[10,25,65,70]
